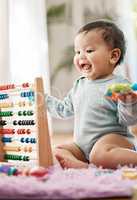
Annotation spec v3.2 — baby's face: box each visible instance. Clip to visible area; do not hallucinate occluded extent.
[74,29,115,80]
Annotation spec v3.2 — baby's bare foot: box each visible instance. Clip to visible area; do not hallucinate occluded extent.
[55,154,88,169]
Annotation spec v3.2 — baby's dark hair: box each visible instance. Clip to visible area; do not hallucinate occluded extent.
[78,20,126,65]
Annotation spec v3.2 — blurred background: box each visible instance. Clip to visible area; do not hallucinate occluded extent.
[0,0,137,135]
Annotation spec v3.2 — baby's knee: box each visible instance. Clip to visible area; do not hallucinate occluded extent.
[89,149,111,168]
[53,144,71,156]
[53,145,64,155]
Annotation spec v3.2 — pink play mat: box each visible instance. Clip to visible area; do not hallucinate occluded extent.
[0,164,137,199]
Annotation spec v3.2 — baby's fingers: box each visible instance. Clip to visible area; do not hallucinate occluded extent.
[118,92,137,103]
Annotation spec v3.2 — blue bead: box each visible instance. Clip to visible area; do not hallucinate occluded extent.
[29,91,34,96]
[131,83,137,91]
[2,137,6,142]
[4,94,9,99]
[24,92,27,97]
[1,137,11,143]
[105,91,112,96]
[20,138,25,143]
[30,138,36,143]
[0,94,9,99]
[25,138,30,143]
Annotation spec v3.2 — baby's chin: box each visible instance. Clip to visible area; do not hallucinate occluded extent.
[82,72,96,80]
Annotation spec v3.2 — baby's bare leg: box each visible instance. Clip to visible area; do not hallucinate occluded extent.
[54,143,88,168]
[89,133,137,169]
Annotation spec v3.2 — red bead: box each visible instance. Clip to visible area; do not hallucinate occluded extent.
[22,83,29,88]
[29,167,48,177]
[26,129,31,134]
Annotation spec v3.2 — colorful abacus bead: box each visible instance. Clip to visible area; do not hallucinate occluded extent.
[0,102,13,108]
[17,129,31,134]
[20,91,34,98]
[17,129,26,134]
[0,111,13,117]
[4,154,30,161]
[0,120,7,126]
[18,167,48,177]
[20,137,36,143]
[22,82,29,88]
[3,146,21,152]
[26,129,31,134]
[13,120,35,126]
[18,110,34,116]
[0,165,17,176]
[0,94,9,100]
[24,146,32,152]
[4,146,33,152]
[18,101,26,107]
[0,84,15,91]
[2,137,12,143]
[28,101,34,106]
[29,167,48,177]
[0,128,15,134]
[23,156,30,161]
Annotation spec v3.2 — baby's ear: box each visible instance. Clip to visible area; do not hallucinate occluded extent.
[110,48,121,65]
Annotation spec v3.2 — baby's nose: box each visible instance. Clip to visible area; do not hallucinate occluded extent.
[79,59,87,65]
[79,52,87,60]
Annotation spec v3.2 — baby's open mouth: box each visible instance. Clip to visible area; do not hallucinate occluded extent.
[81,64,92,71]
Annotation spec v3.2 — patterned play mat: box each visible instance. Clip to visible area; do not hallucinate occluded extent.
[0,164,137,199]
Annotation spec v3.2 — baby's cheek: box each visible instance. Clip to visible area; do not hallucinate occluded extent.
[73,56,77,66]
[73,56,76,63]
[86,54,93,63]
[75,65,81,73]
[74,57,80,71]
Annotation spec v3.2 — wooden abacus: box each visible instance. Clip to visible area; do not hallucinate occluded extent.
[0,77,53,168]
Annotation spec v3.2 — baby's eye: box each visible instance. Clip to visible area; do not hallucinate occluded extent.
[86,49,94,53]
[75,50,80,54]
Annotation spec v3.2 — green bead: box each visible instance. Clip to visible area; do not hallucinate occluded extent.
[18,111,22,116]
[23,156,29,161]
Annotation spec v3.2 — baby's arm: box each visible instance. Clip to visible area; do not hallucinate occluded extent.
[118,93,137,126]
[45,90,74,119]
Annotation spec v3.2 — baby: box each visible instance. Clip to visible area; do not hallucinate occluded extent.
[46,20,137,169]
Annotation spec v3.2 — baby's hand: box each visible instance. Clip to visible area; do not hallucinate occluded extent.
[117,92,137,104]
[105,83,137,102]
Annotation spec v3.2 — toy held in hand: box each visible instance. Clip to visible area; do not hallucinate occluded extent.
[105,83,137,102]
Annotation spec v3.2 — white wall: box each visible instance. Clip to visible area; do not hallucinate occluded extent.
[9,0,50,91]
[0,0,10,83]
